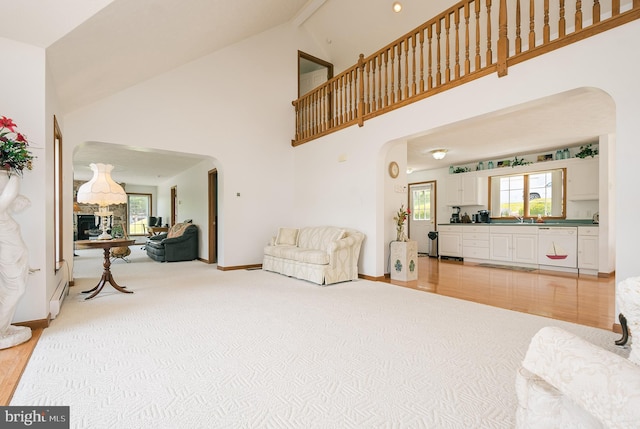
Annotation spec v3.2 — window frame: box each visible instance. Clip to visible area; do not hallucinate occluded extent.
[488,168,566,220]
[53,116,63,271]
[127,193,152,236]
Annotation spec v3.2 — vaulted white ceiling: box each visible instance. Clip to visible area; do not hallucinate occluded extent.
[1,0,614,183]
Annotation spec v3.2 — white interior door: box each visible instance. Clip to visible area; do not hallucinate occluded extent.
[409,182,436,253]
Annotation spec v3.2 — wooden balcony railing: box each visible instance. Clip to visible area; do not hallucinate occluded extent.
[292,0,640,146]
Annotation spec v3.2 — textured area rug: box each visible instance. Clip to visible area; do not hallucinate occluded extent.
[11,248,625,428]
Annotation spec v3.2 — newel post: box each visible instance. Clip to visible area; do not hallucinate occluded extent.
[357,54,365,127]
[497,0,509,77]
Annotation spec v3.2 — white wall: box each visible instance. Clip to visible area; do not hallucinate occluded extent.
[156,158,215,260]
[0,37,51,323]
[63,23,324,272]
[293,21,640,280]
[4,18,640,324]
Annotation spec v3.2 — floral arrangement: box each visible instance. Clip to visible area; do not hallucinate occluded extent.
[394,204,411,241]
[0,116,35,176]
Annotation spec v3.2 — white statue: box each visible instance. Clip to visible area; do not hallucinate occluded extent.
[0,172,32,349]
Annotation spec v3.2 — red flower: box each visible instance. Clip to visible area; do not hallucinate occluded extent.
[16,133,27,143]
[0,116,17,132]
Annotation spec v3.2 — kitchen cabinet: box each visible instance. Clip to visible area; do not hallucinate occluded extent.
[439,225,463,258]
[462,225,490,260]
[445,174,481,206]
[567,157,599,200]
[578,227,599,271]
[489,226,538,264]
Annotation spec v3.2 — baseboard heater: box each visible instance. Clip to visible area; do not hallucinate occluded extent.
[50,279,69,320]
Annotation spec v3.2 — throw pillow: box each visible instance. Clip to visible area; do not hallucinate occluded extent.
[275,227,299,246]
[167,223,190,238]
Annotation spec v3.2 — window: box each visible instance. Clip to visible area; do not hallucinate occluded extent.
[127,193,151,235]
[53,116,63,271]
[489,168,565,219]
[412,186,432,221]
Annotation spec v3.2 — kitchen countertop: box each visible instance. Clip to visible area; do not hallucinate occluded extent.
[439,221,598,227]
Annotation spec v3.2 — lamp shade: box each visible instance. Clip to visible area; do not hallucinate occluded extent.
[431,149,447,160]
[76,163,127,206]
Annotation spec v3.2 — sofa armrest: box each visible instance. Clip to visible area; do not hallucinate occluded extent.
[162,232,196,246]
[149,233,167,242]
[521,326,640,428]
[327,234,363,266]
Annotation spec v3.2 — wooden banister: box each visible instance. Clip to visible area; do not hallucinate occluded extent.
[292,0,640,146]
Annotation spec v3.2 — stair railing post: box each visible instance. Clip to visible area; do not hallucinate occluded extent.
[358,54,365,127]
[497,0,509,76]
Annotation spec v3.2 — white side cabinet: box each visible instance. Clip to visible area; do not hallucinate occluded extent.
[489,226,538,264]
[578,226,599,272]
[439,225,463,258]
[567,158,599,200]
[445,174,481,206]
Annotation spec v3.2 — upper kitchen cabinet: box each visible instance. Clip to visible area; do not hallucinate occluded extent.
[445,174,482,206]
[567,157,599,201]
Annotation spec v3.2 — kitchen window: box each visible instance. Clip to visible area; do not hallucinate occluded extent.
[489,168,565,219]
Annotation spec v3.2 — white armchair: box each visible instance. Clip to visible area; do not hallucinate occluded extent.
[516,326,640,429]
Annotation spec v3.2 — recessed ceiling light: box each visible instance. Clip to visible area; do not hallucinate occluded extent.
[392,2,402,13]
[431,149,448,160]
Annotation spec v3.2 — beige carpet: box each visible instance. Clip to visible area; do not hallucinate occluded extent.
[11,247,626,428]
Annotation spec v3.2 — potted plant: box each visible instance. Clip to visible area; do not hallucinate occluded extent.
[0,116,35,176]
[575,143,598,158]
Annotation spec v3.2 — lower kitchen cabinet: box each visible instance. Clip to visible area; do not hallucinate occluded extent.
[578,227,599,271]
[462,225,490,260]
[439,225,463,258]
[489,226,538,264]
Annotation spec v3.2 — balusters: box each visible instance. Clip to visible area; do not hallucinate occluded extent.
[515,0,522,54]
[419,29,425,92]
[612,0,620,16]
[576,1,582,31]
[464,2,471,74]
[427,25,434,89]
[390,47,396,103]
[436,19,442,86]
[404,37,410,98]
[593,0,600,24]
[445,13,451,83]
[411,33,417,95]
[454,9,461,79]
[475,0,482,69]
[544,0,550,43]
[529,0,536,49]
[383,51,389,107]
[486,0,493,66]
[378,52,383,109]
[497,0,508,76]
[559,0,566,36]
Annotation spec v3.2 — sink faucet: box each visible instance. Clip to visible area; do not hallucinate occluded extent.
[515,216,524,223]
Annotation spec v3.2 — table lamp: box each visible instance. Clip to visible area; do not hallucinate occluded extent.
[76,163,127,240]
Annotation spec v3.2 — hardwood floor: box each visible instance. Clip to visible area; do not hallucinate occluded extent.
[391,256,616,331]
[0,259,616,405]
[0,328,42,406]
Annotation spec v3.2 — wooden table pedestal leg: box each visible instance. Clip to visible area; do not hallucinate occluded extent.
[82,248,134,300]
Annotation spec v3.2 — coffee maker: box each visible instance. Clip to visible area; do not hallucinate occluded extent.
[450,206,461,223]
[477,209,490,223]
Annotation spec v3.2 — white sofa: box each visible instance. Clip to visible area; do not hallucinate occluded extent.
[262,226,364,285]
[516,326,640,429]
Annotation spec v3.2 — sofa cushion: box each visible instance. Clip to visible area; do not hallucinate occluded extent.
[297,227,346,251]
[275,227,299,246]
[264,245,329,265]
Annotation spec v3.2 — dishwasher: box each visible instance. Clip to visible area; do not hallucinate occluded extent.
[538,227,577,268]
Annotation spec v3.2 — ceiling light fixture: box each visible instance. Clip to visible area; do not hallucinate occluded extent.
[392,2,402,13]
[431,149,448,160]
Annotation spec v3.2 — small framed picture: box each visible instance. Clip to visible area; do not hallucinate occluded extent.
[497,160,511,167]
[537,154,553,162]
